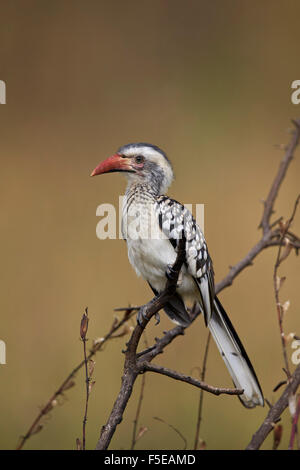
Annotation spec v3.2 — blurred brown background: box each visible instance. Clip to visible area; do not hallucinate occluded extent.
[0,0,299,450]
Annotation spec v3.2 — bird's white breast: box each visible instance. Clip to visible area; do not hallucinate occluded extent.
[123,200,175,290]
[122,197,198,299]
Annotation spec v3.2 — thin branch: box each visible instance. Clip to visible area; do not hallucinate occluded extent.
[194,331,211,450]
[131,332,148,450]
[80,309,90,450]
[215,235,270,293]
[246,364,300,450]
[215,212,300,294]
[153,417,187,450]
[259,118,300,234]
[141,361,243,397]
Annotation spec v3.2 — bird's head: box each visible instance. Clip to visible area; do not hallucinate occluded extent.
[90,143,174,194]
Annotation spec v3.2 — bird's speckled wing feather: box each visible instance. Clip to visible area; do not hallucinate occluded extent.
[156,195,215,324]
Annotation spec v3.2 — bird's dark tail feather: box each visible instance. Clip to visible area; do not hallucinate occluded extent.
[208,295,264,408]
[163,293,191,327]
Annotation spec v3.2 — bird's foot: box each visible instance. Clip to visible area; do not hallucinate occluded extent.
[137,305,148,326]
[166,264,177,281]
[137,306,160,326]
[166,264,182,286]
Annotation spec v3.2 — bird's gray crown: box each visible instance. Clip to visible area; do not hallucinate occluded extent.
[117,142,174,195]
[117,142,172,166]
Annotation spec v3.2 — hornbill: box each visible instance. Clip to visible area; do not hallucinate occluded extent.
[91,143,264,408]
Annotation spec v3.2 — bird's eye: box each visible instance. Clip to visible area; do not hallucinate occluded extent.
[135,155,144,164]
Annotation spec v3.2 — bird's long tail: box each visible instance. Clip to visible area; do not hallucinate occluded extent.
[208,296,264,408]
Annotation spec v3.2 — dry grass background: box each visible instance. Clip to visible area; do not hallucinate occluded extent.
[0,0,299,450]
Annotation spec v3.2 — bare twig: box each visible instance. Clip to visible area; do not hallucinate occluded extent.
[141,361,243,397]
[81,309,90,450]
[273,380,287,393]
[193,331,211,450]
[246,364,300,450]
[259,119,300,234]
[76,437,82,450]
[153,417,187,450]
[131,332,148,450]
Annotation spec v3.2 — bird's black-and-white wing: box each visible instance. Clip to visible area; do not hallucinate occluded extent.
[156,195,214,324]
[156,196,264,408]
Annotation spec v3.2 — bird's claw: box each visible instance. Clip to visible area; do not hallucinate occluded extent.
[166,264,182,286]
[137,306,160,326]
[137,305,148,326]
[166,264,177,281]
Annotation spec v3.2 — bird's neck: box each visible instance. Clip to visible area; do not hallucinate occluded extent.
[125,181,160,203]
[122,182,161,241]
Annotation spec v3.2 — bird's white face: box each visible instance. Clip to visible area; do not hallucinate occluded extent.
[91,143,174,194]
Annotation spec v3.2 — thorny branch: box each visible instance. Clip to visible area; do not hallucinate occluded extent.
[17,118,300,450]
